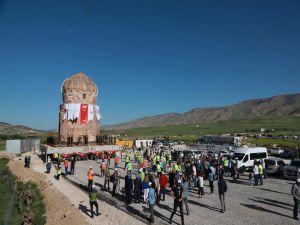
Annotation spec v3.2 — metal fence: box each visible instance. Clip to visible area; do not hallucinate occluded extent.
[6,139,40,154]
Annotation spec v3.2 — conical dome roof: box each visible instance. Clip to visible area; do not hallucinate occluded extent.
[61,72,98,95]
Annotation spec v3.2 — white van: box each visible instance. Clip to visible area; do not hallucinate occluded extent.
[233,147,268,172]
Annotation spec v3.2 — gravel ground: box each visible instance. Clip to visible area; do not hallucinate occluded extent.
[65,156,300,225]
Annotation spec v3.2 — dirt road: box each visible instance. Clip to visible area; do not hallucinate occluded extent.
[8,153,144,225]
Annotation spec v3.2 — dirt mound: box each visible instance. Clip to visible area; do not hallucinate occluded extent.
[0,151,16,160]
[8,157,88,225]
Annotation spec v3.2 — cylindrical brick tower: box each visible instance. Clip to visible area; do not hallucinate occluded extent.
[59,72,100,145]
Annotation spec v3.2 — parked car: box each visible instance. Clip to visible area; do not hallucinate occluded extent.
[264,158,286,175]
[270,147,284,156]
[77,152,88,160]
[283,159,300,180]
[280,150,296,159]
[61,153,71,160]
[88,151,101,160]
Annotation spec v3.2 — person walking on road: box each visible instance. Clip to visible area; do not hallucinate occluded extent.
[169,180,184,225]
[258,161,264,185]
[89,185,99,218]
[142,174,150,203]
[104,168,111,190]
[64,158,69,175]
[197,171,204,198]
[125,173,133,205]
[182,175,190,215]
[114,156,120,168]
[70,156,76,175]
[134,172,142,203]
[291,178,300,220]
[87,166,94,192]
[107,152,111,165]
[24,156,28,168]
[27,156,31,168]
[253,162,259,186]
[159,172,168,201]
[46,161,52,174]
[148,182,156,223]
[112,168,119,197]
[126,161,133,175]
[100,159,107,177]
[56,166,62,180]
[208,168,214,194]
[218,175,227,213]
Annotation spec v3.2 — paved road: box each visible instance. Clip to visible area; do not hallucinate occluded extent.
[64,157,299,225]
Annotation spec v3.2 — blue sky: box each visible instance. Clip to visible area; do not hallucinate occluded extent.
[0,0,299,130]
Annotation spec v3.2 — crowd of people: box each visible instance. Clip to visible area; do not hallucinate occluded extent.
[42,146,300,223]
[84,147,232,224]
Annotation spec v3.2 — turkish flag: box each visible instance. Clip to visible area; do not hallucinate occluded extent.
[80,104,88,125]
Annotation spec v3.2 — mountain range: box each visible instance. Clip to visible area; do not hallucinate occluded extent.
[103,93,300,130]
[1,93,300,135]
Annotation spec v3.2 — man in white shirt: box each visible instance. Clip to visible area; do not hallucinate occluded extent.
[253,162,259,186]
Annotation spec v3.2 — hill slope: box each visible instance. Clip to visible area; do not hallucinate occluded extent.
[0,122,42,137]
[104,93,300,130]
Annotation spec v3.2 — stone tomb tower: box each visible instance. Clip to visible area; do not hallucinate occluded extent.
[59,73,100,145]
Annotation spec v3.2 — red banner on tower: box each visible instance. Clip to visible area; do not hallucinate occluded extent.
[80,104,88,125]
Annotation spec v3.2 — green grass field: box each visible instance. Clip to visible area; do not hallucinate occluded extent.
[109,116,300,137]
[104,116,300,146]
[0,159,11,222]
[0,159,46,225]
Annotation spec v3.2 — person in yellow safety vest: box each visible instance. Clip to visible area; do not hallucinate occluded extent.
[258,162,264,185]
[125,155,130,167]
[178,164,182,173]
[157,155,160,162]
[224,158,229,175]
[168,154,172,163]
[56,166,62,180]
[174,164,179,172]
[127,162,132,175]
[153,156,157,166]
[157,161,162,177]
[57,153,61,165]
[140,169,145,182]
[54,153,58,163]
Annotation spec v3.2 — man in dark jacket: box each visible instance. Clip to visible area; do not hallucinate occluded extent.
[169,180,184,225]
[70,156,76,175]
[291,178,300,220]
[125,173,133,205]
[218,175,227,213]
[134,172,142,203]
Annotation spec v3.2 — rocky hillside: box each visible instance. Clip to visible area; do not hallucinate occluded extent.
[0,122,42,137]
[104,93,300,130]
